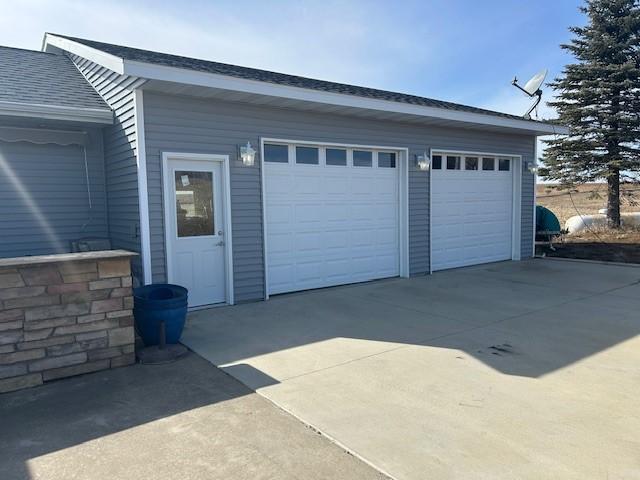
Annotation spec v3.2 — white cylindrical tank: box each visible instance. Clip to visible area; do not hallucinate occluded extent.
[566,212,640,234]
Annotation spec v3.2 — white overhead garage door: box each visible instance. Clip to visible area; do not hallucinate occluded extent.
[263,142,401,295]
[431,152,515,271]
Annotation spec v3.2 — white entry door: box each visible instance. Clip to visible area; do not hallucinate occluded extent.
[431,153,515,271]
[164,158,226,307]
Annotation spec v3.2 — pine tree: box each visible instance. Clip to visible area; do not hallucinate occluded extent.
[542,0,640,227]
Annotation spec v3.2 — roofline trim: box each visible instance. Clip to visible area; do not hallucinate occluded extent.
[0,100,114,124]
[126,60,567,135]
[44,34,569,135]
[43,33,125,74]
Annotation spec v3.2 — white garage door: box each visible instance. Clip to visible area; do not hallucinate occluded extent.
[431,153,514,271]
[264,142,400,295]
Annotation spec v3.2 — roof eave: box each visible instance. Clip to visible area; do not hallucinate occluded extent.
[43,33,125,74]
[125,60,568,135]
[44,34,569,135]
[0,101,114,125]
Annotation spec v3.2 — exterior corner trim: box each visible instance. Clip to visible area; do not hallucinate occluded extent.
[133,89,153,285]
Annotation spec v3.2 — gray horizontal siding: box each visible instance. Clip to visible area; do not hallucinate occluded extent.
[67,53,146,282]
[520,137,536,259]
[143,92,535,302]
[0,127,108,257]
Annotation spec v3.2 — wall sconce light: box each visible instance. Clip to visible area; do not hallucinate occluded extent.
[415,152,429,171]
[525,160,538,174]
[240,141,256,166]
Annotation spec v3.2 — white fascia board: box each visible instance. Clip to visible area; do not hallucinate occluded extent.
[124,59,569,135]
[43,34,125,74]
[0,100,113,124]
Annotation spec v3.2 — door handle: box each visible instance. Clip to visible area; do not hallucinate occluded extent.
[215,241,225,247]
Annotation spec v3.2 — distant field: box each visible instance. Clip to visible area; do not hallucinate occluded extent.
[536,183,640,263]
[536,183,640,226]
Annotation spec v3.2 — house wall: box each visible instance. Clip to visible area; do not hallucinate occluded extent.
[66,54,147,283]
[142,92,536,303]
[0,123,109,258]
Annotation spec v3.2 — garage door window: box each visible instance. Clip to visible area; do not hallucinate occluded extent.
[465,156,478,170]
[296,146,319,165]
[378,152,396,168]
[264,144,289,163]
[353,150,373,167]
[498,158,511,171]
[446,155,461,170]
[482,157,495,170]
[432,152,517,172]
[326,148,347,166]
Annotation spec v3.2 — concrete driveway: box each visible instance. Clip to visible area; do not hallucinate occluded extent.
[182,259,640,480]
[1,352,386,480]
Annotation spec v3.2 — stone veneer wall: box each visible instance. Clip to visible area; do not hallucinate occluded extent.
[0,250,137,393]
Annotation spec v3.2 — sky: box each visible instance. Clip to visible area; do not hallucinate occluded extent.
[0,0,585,136]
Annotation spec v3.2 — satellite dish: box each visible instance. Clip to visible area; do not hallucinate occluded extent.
[511,69,548,119]
[523,69,547,96]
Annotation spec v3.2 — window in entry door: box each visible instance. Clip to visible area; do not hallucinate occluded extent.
[174,171,215,237]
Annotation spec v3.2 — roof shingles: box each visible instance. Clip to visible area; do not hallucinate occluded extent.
[0,46,109,111]
[53,34,533,123]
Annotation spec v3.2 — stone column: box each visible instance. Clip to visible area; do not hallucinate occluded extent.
[0,250,138,393]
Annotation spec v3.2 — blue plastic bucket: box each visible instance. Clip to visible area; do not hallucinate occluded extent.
[133,284,188,346]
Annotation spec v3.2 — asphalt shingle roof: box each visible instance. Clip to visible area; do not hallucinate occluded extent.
[0,45,109,111]
[54,34,531,122]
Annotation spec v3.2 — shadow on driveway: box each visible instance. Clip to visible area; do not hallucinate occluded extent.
[0,353,386,480]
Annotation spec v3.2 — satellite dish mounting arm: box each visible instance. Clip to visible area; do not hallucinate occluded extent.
[523,91,542,120]
[511,69,547,120]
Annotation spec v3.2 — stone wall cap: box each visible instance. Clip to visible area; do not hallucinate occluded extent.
[0,250,138,268]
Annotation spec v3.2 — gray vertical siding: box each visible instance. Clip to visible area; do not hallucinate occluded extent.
[142,92,535,302]
[0,125,108,257]
[67,54,147,281]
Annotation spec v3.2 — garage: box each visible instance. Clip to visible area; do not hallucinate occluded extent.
[430,151,518,271]
[262,140,406,295]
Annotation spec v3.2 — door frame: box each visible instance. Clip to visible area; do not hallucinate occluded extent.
[161,151,234,305]
[428,148,523,274]
[259,137,410,300]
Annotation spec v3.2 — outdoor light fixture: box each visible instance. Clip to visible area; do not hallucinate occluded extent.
[240,141,256,166]
[525,160,538,174]
[415,153,429,171]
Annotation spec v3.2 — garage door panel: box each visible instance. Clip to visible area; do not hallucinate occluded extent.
[294,204,323,223]
[375,203,398,222]
[324,175,349,194]
[267,232,292,254]
[265,148,400,295]
[294,232,323,252]
[350,203,378,222]
[432,157,513,272]
[377,227,398,245]
[324,204,350,222]
[324,230,349,249]
[265,203,291,226]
